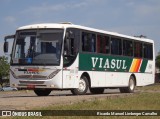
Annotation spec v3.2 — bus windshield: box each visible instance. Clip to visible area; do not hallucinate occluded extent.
[12,29,63,65]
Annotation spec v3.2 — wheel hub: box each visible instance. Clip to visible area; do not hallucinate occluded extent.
[78,78,86,92]
[129,79,135,90]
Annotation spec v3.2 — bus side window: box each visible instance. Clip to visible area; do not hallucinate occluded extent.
[105,36,110,54]
[82,32,96,52]
[111,37,122,55]
[134,41,142,58]
[97,35,110,54]
[143,43,153,59]
[123,39,133,56]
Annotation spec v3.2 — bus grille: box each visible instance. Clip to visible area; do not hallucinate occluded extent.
[19,81,45,84]
[17,75,47,79]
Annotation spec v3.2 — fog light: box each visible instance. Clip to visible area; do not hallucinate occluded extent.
[12,84,16,87]
[50,85,55,88]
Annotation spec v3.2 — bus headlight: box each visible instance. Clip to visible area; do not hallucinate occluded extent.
[47,69,61,79]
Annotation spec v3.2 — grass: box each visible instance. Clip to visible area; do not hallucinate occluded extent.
[5,84,160,119]
[10,92,160,119]
[39,84,160,111]
[136,84,160,91]
[39,93,160,110]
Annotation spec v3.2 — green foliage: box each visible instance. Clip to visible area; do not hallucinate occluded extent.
[0,56,10,86]
[156,55,160,68]
[0,56,9,76]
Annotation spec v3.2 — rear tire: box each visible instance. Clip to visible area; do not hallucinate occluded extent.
[34,89,52,96]
[71,76,89,95]
[90,88,104,94]
[119,76,136,93]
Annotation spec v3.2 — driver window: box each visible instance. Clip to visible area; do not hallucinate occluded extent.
[64,29,79,56]
[63,28,79,67]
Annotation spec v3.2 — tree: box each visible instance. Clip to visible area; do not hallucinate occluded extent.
[0,56,10,89]
[156,55,160,69]
[156,54,160,83]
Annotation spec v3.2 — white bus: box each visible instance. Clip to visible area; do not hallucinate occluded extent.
[4,22,155,96]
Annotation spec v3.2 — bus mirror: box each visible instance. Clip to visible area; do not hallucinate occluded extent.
[3,34,15,53]
[4,41,9,53]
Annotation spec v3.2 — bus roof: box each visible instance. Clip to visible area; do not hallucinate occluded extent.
[17,22,153,43]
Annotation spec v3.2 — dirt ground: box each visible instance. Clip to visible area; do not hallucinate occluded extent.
[0,89,133,110]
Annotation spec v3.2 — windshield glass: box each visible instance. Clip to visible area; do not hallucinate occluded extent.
[12,29,63,65]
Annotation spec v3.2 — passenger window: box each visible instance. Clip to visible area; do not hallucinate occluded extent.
[97,35,110,54]
[111,37,122,55]
[134,41,142,58]
[143,43,153,59]
[82,32,96,52]
[123,39,133,56]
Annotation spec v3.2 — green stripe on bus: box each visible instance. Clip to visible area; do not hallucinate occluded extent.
[79,53,133,72]
[79,53,148,73]
[140,59,148,73]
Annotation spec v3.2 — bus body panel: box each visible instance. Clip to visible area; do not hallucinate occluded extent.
[79,53,155,87]
[62,54,79,88]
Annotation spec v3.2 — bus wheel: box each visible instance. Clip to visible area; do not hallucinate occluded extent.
[34,89,52,96]
[90,88,104,94]
[71,76,89,95]
[119,76,135,93]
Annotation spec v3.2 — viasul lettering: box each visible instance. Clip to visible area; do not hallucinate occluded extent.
[91,57,127,70]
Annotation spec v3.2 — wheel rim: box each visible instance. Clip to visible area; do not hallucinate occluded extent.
[129,78,135,90]
[78,78,86,92]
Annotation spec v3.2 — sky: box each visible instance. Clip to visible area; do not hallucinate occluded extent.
[0,0,160,56]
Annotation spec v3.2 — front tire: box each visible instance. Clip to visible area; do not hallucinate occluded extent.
[120,76,136,93]
[71,76,89,95]
[34,89,52,96]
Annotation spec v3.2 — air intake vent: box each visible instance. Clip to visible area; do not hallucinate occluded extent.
[59,22,73,24]
[134,35,147,38]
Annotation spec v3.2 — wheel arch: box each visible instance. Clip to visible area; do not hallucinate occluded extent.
[81,72,91,87]
[131,73,137,86]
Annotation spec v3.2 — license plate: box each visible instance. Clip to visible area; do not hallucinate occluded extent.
[27,84,35,89]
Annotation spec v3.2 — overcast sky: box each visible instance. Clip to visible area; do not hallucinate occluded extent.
[0,0,160,56]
